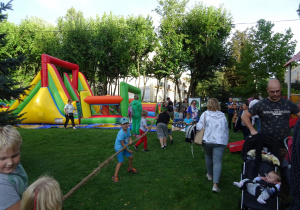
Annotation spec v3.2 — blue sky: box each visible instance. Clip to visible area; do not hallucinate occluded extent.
[4,0,300,53]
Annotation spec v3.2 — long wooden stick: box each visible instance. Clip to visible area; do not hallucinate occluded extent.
[63,120,155,201]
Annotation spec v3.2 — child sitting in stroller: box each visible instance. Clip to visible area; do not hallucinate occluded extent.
[234,171,281,205]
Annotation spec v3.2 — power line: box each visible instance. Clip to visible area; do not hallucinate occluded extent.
[235,19,300,25]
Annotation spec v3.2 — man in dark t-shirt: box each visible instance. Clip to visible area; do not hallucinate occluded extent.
[242,79,300,148]
[242,79,300,206]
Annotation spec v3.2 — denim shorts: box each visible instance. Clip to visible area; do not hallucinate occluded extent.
[115,149,132,163]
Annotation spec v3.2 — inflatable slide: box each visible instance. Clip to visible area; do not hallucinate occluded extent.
[1,54,158,125]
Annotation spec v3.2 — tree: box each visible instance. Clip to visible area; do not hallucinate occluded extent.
[232,19,296,97]
[155,0,191,103]
[57,8,96,91]
[126,15,157,89]
[224,30,249,96]
[0,0,30,125]
[182,3,233,97]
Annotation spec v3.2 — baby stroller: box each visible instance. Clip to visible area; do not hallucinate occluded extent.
[282,136,292,184]
[239,133,281,210]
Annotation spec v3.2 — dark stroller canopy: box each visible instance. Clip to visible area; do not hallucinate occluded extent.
[241,133,280,163]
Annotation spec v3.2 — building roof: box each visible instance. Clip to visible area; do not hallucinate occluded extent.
[284,51,300,67]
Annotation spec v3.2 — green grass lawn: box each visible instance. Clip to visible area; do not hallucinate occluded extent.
[19,127,245,210]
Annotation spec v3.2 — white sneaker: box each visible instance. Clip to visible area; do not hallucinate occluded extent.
[212,186,220,193]
[206,173,212,181]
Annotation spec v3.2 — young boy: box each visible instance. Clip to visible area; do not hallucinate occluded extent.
[0,125,28,210]
[184,112,194,131]
[133,110,149,152]
[112,117,137,182]
[174,108,179,122]
[233,171,281,204]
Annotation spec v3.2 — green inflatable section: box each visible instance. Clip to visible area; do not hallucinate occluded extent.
[81,117,120,124]
[120,81,141,117]
[13,80,41,114]
[48,72,65,114]
[64,74,79,101]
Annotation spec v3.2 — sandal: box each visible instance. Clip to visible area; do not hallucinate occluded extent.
[127,167,138,174]
[112,175,119,182]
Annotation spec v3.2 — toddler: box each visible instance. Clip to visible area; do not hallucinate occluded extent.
[0,125,28,210]
[232,112,238,128]
[233,171,281,204]
[184,112,194,131]
[168,118,174,144]
[21,175,63,210]
[112,117,137,182]
[133,110,149,152]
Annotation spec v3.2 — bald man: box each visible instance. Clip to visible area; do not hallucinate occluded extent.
[242,79,300,148]
[242,78,300,207]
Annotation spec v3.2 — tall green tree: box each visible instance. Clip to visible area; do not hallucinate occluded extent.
[0,0,30,125]
[224,30,249,96]
[92,13,132,95]
[182,3,233,97]
[126,15,157,89]
[155,0,191,102]
[57,8,96,90]
[233,19,296,97]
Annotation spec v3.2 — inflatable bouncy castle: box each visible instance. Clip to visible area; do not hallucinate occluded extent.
[1,54,159,125]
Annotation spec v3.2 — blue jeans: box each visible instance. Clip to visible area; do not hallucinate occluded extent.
[202,143,226,184]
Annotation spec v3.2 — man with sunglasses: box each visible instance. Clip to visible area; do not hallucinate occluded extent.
[242,78,300,208]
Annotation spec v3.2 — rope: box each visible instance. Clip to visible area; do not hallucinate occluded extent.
[63,120,155,201]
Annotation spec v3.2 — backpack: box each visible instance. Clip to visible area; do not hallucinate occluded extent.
[128,104,134,118]
[185,124,196,143]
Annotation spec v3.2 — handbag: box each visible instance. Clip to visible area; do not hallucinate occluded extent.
[194,113,206,145]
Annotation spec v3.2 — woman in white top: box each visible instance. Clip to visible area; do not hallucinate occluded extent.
[196,98,228,193]
[64,98,76,129]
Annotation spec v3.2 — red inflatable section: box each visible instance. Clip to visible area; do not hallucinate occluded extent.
[84,96,123,104]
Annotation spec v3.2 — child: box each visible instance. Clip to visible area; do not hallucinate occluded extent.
[112,117,137,182]
[184,112,194,131]
[133,110,149,152]
[241,100,252,139]
[168,118,174,144]
[64,98,76,129]
[21,175,63,210]
[174,108,179,123]
[233,171,281,204]
[156,107,170,149]
[178,109,184,127]
[0,125,28,210]
[232,112,238,129]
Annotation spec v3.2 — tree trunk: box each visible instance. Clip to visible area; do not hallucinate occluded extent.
[113,79,117,96]
[163,77,167,100]
[155,80,160,103]
[137,58,140,88]
[142,71,146,101]
[175,78,182,110]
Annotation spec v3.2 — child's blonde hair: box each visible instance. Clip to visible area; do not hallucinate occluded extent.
[0,125,22,151]
[141,110,148,117]
[21,176,63,210]
[186,112,191,116]
[269,171,281,182]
